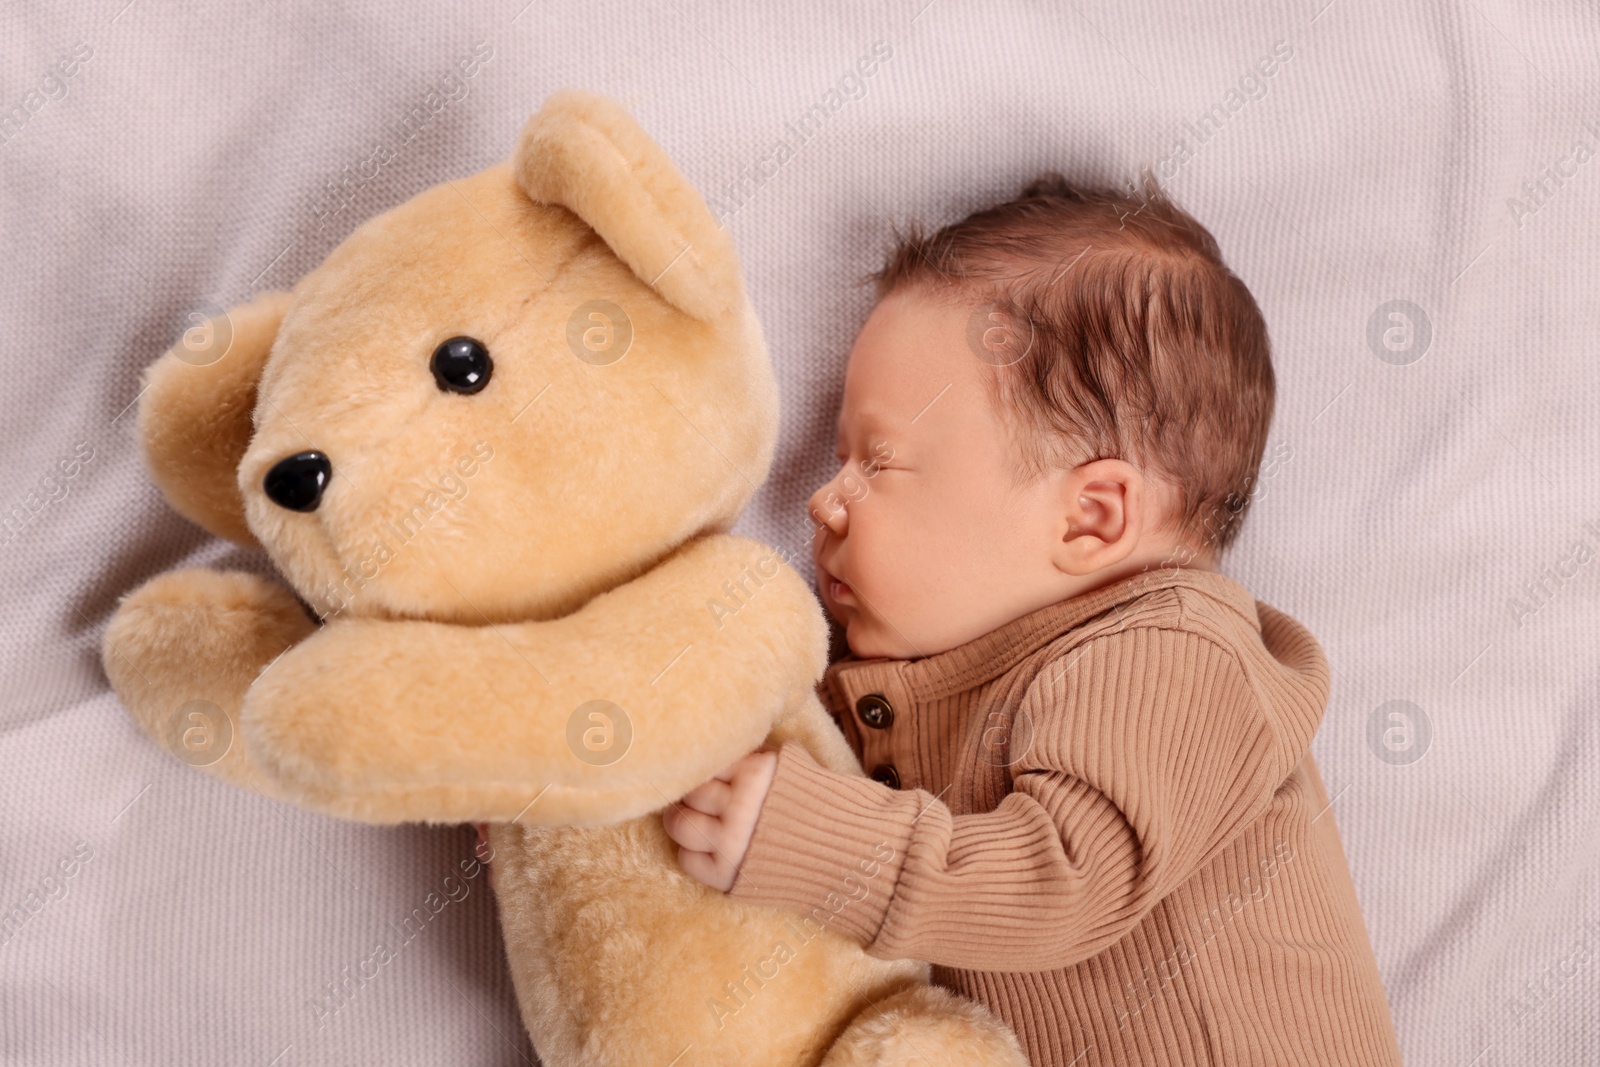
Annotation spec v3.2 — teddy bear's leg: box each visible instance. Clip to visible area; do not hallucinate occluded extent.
[821,983,1030,1067]
[102,568,316,796]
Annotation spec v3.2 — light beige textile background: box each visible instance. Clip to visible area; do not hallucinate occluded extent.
[2,2,1596,1064]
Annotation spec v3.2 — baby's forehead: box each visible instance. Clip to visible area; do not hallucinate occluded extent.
[839,295,987,416]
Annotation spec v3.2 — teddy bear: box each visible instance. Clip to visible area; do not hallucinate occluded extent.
[100,90,1028,1067]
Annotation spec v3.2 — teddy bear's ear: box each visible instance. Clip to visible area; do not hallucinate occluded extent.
[513,91,745,323]
[136,291,294,547]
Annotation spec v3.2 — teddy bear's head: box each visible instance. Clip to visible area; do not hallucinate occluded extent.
[138,92,777,625]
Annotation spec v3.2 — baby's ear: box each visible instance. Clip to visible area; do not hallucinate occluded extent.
[513,90,744,322]
[137,291,293,547]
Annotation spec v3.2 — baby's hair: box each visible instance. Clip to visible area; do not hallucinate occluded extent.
[869,170,1275,560]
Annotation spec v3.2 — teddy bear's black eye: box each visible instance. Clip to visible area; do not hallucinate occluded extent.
[431,336,493,394]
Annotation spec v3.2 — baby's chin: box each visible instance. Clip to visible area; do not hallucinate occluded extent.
[827,585,929,659]
[841,615,915,661]
[846,606,1011,661]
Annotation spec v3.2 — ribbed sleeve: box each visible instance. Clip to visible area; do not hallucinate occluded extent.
[730,629,1301,973]
[723,739,913,943]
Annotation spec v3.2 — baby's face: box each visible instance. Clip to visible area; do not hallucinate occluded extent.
[808,288,1082,659]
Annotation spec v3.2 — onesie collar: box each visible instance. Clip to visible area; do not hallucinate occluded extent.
[821,565,1260,707]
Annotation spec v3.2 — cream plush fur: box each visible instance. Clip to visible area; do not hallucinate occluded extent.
[101,91,1027,1066]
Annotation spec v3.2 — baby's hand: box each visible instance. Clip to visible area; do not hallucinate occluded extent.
[661,749,778,892]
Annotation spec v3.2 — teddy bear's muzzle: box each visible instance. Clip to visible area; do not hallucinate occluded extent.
[262,450,332,512]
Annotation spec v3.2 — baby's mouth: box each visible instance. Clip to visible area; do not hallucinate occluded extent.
[822,564,854,606]
[817,555,856,615]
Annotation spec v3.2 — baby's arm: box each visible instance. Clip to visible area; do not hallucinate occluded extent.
[709,629,1318,972]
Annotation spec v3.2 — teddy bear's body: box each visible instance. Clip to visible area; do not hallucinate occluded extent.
[495,815,945,1064]
[101,91,1027,1067]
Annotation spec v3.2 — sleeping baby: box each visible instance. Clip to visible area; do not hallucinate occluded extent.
[661,174,1407,1066]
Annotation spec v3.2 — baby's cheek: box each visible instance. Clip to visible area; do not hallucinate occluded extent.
[865,529,917,597]
[842,504,935,646]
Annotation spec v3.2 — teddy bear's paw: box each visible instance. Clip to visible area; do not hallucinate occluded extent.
[821,983,1030,1067]
[102,569,316,789]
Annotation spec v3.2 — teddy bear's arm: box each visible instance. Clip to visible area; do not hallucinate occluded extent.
[241,533,832,827]
[102,569,317,797]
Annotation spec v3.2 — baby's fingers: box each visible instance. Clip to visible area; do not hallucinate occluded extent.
[679,776,734,816]
[709,747,773,784]
[674,846,734,892]
[662,801,726,854]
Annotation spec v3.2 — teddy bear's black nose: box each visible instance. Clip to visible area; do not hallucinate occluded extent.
[263,451,332,512]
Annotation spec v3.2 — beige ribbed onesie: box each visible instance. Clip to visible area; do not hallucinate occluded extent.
[727,566,1403,1066]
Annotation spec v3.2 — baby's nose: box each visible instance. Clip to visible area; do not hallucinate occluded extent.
[808,481,849,538]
